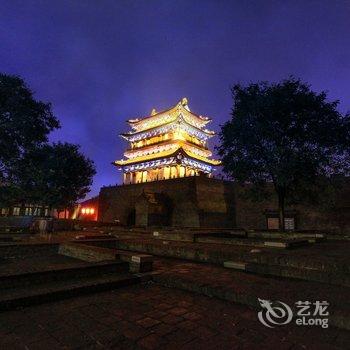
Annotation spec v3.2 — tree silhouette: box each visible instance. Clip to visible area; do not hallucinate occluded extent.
[218,78,350,231]
[0,74,60,180]
[14,142,96,214]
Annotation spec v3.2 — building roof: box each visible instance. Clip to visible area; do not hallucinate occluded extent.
[123,139,212,159]
[126,98,211,132]
[114,147,221,167]
[120,114,215,141]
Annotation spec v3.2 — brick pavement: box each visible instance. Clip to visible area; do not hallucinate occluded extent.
[0,282,348,350]
[1,231,349,349]
[151,257,350,329]
[153,257,350,306]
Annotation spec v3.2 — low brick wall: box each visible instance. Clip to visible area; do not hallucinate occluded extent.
[60,241,154,272]
[59,243,119,262]
[152,231,195,242]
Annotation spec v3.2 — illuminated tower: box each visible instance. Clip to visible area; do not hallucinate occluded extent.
[114,98,221,184]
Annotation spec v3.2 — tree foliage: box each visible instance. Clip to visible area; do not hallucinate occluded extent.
[13,143,96,211]
[0,73,96,214]
[0,74,60,178]
[218,77,350,230]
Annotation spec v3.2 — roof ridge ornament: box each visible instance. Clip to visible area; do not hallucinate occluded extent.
[181,97,190,111]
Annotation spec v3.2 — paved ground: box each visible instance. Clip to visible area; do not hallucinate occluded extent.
[0,231,349,349]
[0,283,349,350]
[152,257,350,306]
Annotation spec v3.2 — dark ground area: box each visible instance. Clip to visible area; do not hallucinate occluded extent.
[0,283,348,350]
[0,230,349,349]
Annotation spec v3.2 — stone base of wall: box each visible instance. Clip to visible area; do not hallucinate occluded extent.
[96,177,350,233]
[234,183,350,234]
[98,176,236,228]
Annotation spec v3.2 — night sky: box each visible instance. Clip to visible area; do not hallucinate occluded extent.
[1,0,349,198]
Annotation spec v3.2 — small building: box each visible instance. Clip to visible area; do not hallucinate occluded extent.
[0,204,69,219]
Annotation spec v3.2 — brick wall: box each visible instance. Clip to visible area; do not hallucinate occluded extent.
[97,177,350,233]
[98,177,236,228]
[234,182,350,234]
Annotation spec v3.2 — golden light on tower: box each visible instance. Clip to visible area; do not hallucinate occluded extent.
[113,98,221,184]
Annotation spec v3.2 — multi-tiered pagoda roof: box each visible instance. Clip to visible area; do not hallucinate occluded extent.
[114,98,221,184]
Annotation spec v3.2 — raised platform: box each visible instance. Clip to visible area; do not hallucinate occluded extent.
[96,176,350,234]
[99,176,236,228]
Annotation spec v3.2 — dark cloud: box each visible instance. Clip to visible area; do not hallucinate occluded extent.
[1,0,349,196]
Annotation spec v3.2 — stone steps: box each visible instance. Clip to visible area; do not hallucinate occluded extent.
[84,226,152,236]
[116,239,350,286]
[223,260,350,287]
[247,231,326,241]
[0,243,153,311]
[0,272,150,312]
[0,260,129,289]
[196,236,310,248]
[151,229,312,248]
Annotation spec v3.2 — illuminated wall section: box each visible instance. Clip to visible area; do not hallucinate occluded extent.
[114,98,221,184]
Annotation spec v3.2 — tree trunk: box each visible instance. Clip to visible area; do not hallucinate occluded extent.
[19,202,26,216]
[278,190,285,232]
